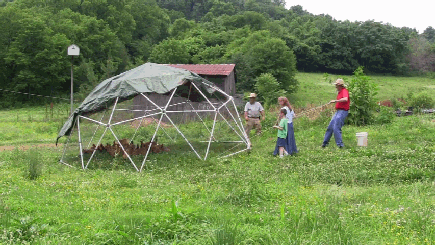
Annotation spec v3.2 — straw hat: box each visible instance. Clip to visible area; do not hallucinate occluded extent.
[248,93,257,98]
[334,79,345,87]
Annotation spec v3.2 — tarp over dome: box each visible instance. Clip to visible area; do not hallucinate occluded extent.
[56,63,218,143]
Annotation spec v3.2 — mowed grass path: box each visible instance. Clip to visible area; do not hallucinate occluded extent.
[291,73,435,107]
[1,109,435,243]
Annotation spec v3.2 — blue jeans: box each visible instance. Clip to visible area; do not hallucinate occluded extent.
[323,110,348,147]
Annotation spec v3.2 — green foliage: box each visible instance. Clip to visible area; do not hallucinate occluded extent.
[226,31,298,92]
[148,39,190,64]
[409,91,434,110]
[422,26,435,43]
[25,149,42,180]
[374,106,395,125]
[254,73,286,107]
[212,223,240,245]
[347,67,378,126]
[169,18,197,38]
[0,0,424,108]
[3,105,435,243]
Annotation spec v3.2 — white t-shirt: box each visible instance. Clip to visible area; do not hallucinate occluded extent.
[282,106,295,123]
[244,102,264,118]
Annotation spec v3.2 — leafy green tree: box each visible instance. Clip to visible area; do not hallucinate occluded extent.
[422,26,435,43]
[169,18,197,38]
[192,45,226,63]
[225,31,298,92]
[255,73,286,107]
[4,16,71,99]
[315,18,360,73]
[223,11,268,31]
[406,36,435,73]
[209,0,236,17]
[277,16,321,71]
[149,38,190,63]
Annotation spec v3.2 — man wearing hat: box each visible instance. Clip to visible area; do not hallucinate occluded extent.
[322,79,350,148]
[244,93,265,145]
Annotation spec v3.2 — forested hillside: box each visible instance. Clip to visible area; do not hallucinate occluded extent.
[0,0,434,106]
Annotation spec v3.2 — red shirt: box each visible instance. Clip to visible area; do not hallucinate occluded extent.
[336,88,350,111]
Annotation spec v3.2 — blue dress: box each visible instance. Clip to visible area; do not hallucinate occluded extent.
[274,107,298,155]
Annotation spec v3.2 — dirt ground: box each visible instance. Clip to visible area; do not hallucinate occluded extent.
[0,143,62,152]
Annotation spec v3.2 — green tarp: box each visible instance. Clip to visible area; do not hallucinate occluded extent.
[56,63,217,144]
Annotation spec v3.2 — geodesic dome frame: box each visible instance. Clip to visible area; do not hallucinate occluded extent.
[57,63,250,172]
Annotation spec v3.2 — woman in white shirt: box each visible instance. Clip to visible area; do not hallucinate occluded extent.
[274,96,298,155]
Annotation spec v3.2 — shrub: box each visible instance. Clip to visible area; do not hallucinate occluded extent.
[391,97,405,110]
[409,91,434,111]
[374,106,396,124]
[347,67,378,126]
[254,73,286,108]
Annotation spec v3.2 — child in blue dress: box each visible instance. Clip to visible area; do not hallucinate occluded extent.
[275,96,298,155]
[273,109,289,158]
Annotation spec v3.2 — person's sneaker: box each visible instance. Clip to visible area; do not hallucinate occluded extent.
[279,155,284,158]
[321,144,327,148]
[284,150,289,156]
[339,145,344,149]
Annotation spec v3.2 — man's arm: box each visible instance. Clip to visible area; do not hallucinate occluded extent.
[244,111,249,121]
[330,97,348,104]
[260,110,265,121]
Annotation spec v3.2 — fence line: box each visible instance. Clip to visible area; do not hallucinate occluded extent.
[0,88,78,101]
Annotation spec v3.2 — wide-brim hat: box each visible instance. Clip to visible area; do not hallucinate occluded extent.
[334,79,346,87]
[248,93,257,98]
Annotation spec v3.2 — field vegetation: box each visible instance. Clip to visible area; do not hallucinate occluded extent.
[291,72,435,108]
[1,0,435,243]
[1,93,435,243]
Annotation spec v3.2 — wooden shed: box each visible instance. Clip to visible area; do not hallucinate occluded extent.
[131,64,237,123]
[166,64,236,96]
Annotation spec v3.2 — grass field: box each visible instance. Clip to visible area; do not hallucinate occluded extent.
[1,74,435,244]
[291,73,435,108]
[1,106,435,243]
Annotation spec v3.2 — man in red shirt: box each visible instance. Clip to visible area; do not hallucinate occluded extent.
[322,79,350,148]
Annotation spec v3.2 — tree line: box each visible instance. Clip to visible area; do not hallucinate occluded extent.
[0,0,433,106]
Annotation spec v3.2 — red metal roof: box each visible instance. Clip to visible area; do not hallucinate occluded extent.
[165,64,235,76]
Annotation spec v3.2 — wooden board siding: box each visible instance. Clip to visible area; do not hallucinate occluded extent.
[132,93,236,124]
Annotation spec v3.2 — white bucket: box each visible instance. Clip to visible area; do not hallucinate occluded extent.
[356,132,368,146]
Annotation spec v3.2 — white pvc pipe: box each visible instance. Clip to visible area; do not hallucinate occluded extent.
[85,127,108,169]
[77,117,85,169]
[191,82,216,110]
[224,103,247,142]
[140,93,163,111]
[231,99,250,148]
[187,101,212,135]
[86,110,107,148]
[164,114,202,160]
[59,160,76,168]
[204,111,218,160]
[107,97,119,124]
[165,110,216,113]
[139,113,165,172]
[110,111,162,126]
[218,111,247,144]
[165,88,179,109]
[220,148,249,158]
[108,127,139,172]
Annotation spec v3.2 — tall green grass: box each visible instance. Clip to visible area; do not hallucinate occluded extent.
[0,110,435,244]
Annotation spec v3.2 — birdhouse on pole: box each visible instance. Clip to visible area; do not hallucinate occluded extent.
[68,44,80,56]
